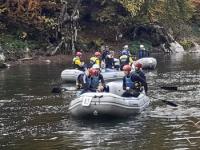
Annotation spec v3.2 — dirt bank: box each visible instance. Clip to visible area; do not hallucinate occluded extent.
[5,53,94,67]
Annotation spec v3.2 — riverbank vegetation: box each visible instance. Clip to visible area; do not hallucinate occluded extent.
[0,0,200,60]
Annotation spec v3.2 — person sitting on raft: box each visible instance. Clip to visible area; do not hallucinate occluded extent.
[122,65,148,97]
[72,51,85,71]
[119,50,134,71]
[104,51,115,69]
[133,62,146,82]
[89,51,101,67]
[79,68,106,94]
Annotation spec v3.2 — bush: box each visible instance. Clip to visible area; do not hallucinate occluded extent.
[179,39,194,50]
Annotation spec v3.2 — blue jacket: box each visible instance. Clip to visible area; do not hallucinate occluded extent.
[123,72,148,93]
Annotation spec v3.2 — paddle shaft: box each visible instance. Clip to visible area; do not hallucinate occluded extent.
[149,95,178,107]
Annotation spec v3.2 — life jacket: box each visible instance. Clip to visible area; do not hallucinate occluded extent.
[120,55,129,64]
[73,56,84,70]
[87,75,100,89]
[73,56,80,67]
[120,55,129,70]
[125,75,134,89]
[91,76,100,89]
[90,56,100,65]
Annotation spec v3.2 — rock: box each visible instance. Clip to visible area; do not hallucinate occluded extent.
[24,47,31,58]
[45,59,51,64]
[129,24,186,53]
[188,42,200,53]
[169,41,185,53]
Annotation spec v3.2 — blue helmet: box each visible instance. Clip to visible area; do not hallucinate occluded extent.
[122,50,128,55]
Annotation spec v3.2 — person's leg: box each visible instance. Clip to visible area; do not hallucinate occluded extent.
[122,91,131,97]
[131,91,140,97]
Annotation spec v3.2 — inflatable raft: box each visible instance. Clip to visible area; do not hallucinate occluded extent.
[135,57,157,70]
[61,69,124,82]
[68,81,150,118]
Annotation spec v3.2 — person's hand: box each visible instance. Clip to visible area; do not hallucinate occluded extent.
[126,87,130,91]
[97,85,104,92]
[99,85,104,91]
[135,82,139,87]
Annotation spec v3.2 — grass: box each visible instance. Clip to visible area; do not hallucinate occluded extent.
[0,33,37,50]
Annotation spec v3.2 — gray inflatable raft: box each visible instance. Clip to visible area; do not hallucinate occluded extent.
[68,81,150,118]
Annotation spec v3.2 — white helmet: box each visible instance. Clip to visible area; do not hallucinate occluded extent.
[140,45,144,48]
[123,45,128,49]
[92,64,100,69]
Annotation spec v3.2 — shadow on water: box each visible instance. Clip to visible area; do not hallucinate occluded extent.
[0,53,200,150]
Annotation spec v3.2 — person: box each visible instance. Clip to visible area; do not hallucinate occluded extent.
[72,51,85,71]
[122,45,131,56]
[80,68,106,94]
[76,67,89,89]
[122,65,148,97]
[119,50,134,70]
[105,51,115,69]
[138,45,150,59]
[101,45,110,62]
[114,58,120,70]
[89,51,101,66]
[133,62,146,82]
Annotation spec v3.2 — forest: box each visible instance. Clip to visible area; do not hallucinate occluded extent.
[0,0,200,60]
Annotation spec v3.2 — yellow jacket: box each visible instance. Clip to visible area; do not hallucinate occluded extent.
[90,56,100,65]
[73,56,83,66]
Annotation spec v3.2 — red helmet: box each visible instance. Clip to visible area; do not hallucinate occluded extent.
[89,68,98,76]
[95,51,101,57]
[123,65,131,72]
[135,62,142,69]
[76,52,82,57]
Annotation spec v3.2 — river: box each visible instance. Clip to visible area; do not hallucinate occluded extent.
[0,53,200,150]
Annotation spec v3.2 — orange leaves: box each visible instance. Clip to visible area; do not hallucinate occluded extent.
[191,0,200,6]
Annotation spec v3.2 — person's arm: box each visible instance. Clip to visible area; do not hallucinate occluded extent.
[111,58,115,68]
[132,74,148,93]
[129,57,134,65]
[99,74,105,87]
[81,75,90,90]
[141,71,146,81]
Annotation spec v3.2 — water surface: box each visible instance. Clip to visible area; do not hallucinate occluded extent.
[0,53,200,150]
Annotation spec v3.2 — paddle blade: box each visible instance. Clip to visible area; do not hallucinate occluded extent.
[51,87,62,94]
[161,100,178,107]
[160,86,178,91]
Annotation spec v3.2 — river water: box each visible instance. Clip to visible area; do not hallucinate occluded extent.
[0,53,200,150]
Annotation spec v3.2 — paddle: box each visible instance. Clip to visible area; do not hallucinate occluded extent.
[160,86,196,92]
[51,86,77,94]
[150,96,178,107]
[160,86,178,91]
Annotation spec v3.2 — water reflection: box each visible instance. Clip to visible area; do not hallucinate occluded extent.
[0,54,200,150]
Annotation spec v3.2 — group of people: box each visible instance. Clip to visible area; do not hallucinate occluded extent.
[72,44,148,97]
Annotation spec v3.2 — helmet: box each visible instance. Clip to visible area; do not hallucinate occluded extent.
[95,51,101,57]
[135,62,142,69]
[92,64,100,69]
[89,68,98,76]
[140,45,144,48]
[76,52,82,57]
[123,65,131,72]
[122,50,128,55]
[123,45,128,49]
